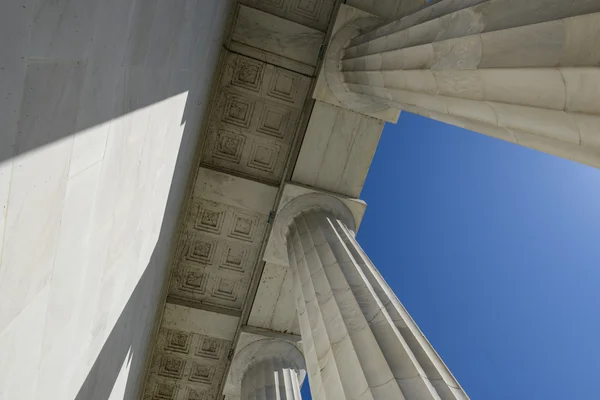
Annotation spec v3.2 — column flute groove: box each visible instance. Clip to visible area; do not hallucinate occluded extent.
[328,0,600,168]
[285,206,468,400]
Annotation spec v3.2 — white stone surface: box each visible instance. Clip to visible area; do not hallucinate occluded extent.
[162,304,240,341]
[232,5,325,68]
[337,0,600,169]
[263,184,366,266]
[292,101,384,198]
[0,0,234,399]
[224,333,306,400]
[248,263,300,335]
[286,207,467,400]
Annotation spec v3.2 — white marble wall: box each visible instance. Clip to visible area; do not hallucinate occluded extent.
[0,0,233,399]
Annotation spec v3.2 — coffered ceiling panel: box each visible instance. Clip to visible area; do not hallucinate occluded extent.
[168,168,277,312]
[142,305,240,400]
[200,52,311,183]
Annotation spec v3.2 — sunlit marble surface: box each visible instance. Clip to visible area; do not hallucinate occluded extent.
[0,0,234,398]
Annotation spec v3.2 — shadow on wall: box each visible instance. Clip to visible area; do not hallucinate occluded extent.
[73,245,165,400]
[2,0,230,163]
[0,0,234,399]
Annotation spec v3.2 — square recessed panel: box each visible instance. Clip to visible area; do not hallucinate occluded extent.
[194,203,225,234]
[153,382,178,400]
[257,103,291,139]
[247,141,280,174]
[292,0,321,18]
[196,336,224,360]
[213,130,246,164]
[222,93,255,128]
[228,211,259,242]
[186,238,217,265]
[165,330,192,354]
[189,363,216,384]
[158,355,186,379]
[211,276,240,302]
[180,268,209,295]
[220,243,249,273]
[187,388,210,400]
[231,56,265,92]
[267,69,298,103]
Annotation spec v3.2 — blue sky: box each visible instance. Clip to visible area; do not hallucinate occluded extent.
[301,112,600,399]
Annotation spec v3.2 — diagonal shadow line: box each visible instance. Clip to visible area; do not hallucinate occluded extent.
[0,0,234,398]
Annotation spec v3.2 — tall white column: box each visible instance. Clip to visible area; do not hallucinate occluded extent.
[286,208,466,400]
[241,357,303,400]
[327,0,600,168]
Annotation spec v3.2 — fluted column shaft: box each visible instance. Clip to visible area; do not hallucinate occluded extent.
[241,357,303,400]
[286,209,466,400]
[338,0,600,167]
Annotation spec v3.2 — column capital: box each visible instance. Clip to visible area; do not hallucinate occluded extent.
[224,336,306,399]
[313,4,401,122]
[264,184,366,266]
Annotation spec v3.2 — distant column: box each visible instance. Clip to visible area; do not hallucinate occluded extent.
[241,357,303,400]
[286,207,466,400]
[332,0,600,167]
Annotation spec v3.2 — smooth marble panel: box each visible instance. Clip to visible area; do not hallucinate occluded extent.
[337,117,384,197]
[35,163,102,399]
[247,263,287,329]
[269,267,299,334]
[0,162,10,266]
[144,0,187,68]
[0,2,234,400]
[0,2,29,255]
[194,167,279,215]
[162,304,240,340]
[28,0,97,60]
[247,263,300,335]
[292,101,384,198]
[0,61,84,333]
[122,0,160,66]
[291,102,337,189]
[314,109,363,192]
[0,288,50,400]
[232,5,324,67]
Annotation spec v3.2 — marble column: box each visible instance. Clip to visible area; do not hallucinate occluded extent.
[332,0,600,167]
[241,357,303,400]
[286,207,466,400]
